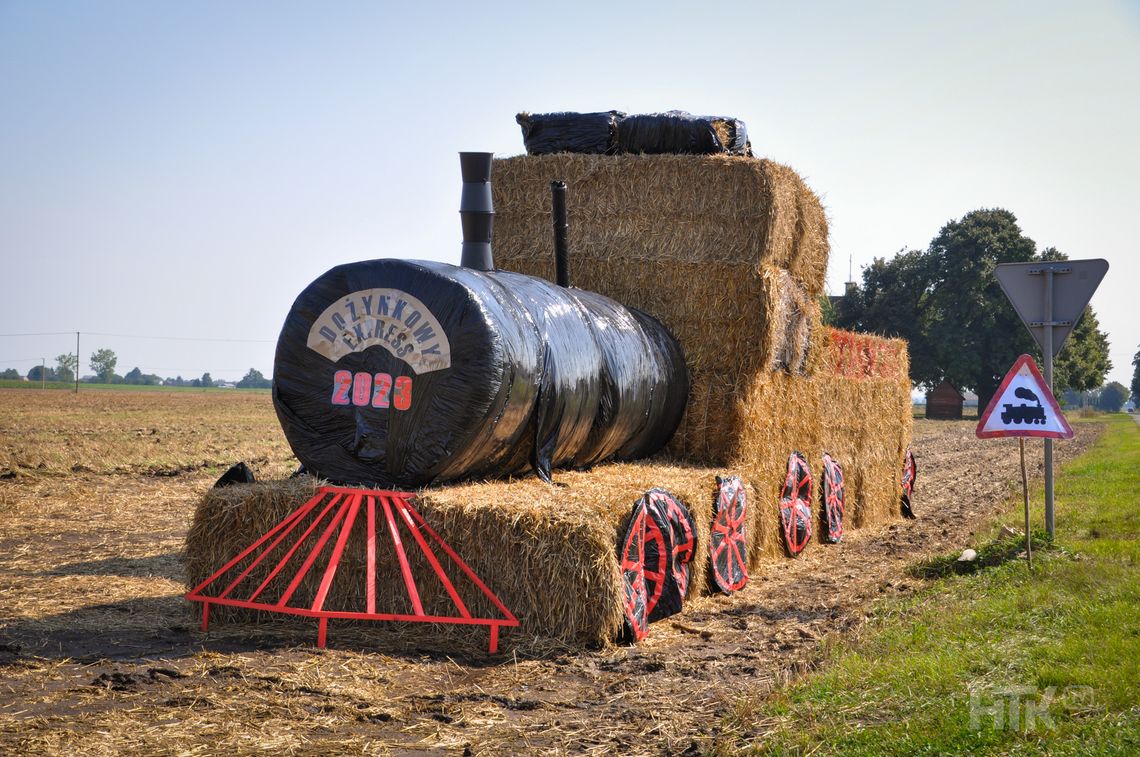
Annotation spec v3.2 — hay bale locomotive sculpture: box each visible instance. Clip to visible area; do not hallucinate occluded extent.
[187,113,914,649]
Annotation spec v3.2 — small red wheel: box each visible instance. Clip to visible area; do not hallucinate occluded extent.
[779,451,813,557]
[710,476,748,593]
[900,447,917,518]
[901,447,917,498]
[619,501,649,642]
[821,453,845,544]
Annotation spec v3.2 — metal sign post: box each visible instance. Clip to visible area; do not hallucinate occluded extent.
[994,259,1108,539]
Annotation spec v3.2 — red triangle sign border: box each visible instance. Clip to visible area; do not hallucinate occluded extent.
[975,354,1074,440]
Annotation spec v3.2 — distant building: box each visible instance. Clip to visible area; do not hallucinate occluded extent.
[926,380,965,419]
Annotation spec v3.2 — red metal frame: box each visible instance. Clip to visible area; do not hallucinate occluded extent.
[185,486,518,653]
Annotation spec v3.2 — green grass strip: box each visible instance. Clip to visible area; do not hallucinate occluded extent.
[715,415,1140,755]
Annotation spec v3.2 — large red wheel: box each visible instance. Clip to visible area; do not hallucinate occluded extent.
[618,501,649,642]
[821,453,845,544]
[779,451,813,557]
[644,489,696,622]
[710,476,748,593]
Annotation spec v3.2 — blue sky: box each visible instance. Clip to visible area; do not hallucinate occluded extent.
[2,1,1138,386]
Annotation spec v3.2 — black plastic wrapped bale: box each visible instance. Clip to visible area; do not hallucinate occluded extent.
[272,259,689,488]
[516,111,625,155]
[616,111,751,155]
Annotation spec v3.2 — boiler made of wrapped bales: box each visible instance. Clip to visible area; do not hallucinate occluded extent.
[272,153,689,489]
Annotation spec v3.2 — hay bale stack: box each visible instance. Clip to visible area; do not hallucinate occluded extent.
[816,329,912,528]
[492,154,827,293]
[185,329,911,650]
[186,463,755,649]
[492,153,828,464]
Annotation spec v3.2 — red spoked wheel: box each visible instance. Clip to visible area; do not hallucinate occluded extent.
[821,453,845,544]
[900,447,917,519]
[644,489,696,622]
[779,451,813,557]
[901,447,917,498]
[619,500,649,642]
[642,508,668,619]
[710,475,748,593]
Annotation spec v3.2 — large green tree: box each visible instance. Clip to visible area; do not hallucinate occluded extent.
[1098,382,1129,412]
[838,209,1111,408]
[1053,306,1111,393]
[55,353,77,383]
[89,348,117,383]
[237,368,271,389]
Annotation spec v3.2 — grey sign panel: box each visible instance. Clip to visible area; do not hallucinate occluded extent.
[994,259,1109,356]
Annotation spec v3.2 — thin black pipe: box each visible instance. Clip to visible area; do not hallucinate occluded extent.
[551,181,569,287]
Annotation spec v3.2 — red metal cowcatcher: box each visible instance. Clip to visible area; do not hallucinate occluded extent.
[710,476,748,593]
[185,486,518,653]
[779,452,813,557]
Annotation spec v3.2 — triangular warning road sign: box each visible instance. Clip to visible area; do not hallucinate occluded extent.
[976,355,1073,439]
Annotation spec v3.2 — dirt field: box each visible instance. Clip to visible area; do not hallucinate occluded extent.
[0,389,1100,754]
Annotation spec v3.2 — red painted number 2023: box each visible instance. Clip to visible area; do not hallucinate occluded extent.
[330,370,412,410]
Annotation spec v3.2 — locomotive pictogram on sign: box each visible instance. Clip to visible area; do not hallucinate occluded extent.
[976,354,1073,440]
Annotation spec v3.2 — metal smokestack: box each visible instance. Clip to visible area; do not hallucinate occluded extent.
[459,151,495,271]
[551,181,570,287]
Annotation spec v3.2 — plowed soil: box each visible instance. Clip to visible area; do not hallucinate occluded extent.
[0,390,1101,754]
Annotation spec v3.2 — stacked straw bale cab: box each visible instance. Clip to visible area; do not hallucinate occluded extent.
[186,151,914,650]
[491,153,911,562]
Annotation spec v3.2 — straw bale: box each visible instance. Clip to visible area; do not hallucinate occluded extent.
[815,329,912,528]
[492,152,827,293]
[730,371,824,562]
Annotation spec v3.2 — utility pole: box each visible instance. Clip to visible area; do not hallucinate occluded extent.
[40,358,45,389]
[75,331,80,394]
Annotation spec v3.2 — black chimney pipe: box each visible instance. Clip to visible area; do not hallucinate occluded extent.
[459,152,495,271]
[551,180,569,287]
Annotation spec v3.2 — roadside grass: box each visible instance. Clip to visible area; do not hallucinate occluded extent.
[714,414,1140,755]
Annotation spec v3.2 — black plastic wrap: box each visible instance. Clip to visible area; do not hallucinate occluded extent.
[616,110,750,155]
[214,462,255,488]
[516,111,625,155]
[273,258,688,488]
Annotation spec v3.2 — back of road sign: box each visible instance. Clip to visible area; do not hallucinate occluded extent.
[994,259,1108,356]
[976,355,1073,440]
